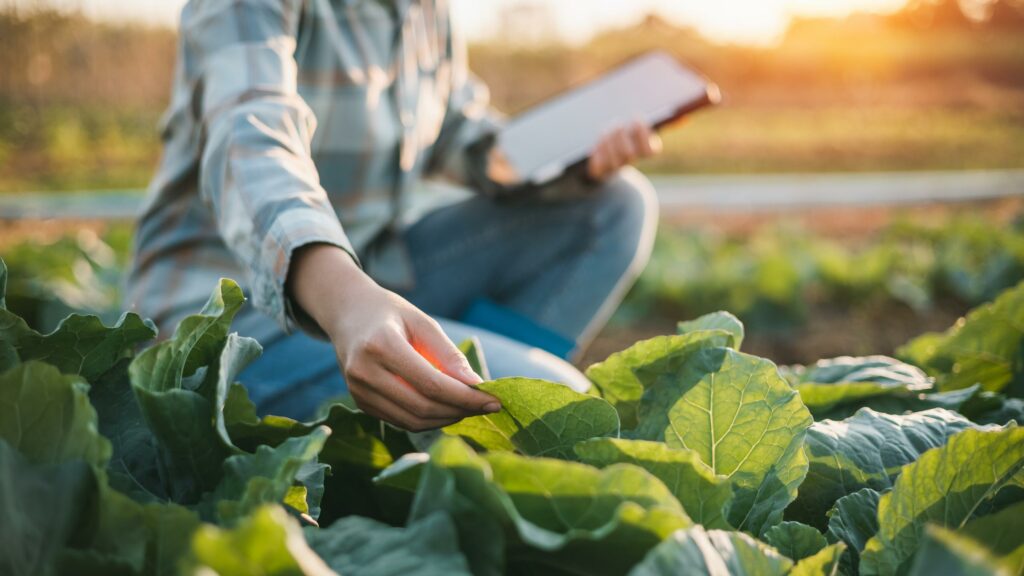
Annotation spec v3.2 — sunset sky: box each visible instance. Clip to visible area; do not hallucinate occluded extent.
[26,0,908,44]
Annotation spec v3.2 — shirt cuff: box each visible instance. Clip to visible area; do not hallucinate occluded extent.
[251,206,358,340]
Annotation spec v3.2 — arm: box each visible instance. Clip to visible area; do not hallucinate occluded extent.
[187,0,497,430]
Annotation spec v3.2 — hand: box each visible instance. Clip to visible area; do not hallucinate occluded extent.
[288,244,500,431]
[587,121,663,182]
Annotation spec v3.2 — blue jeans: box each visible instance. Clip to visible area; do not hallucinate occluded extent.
[239,168,658,420]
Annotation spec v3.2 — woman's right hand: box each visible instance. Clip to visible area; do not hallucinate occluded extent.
[288,244,501,431]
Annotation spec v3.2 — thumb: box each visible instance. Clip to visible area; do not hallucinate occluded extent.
[406,315,484,386]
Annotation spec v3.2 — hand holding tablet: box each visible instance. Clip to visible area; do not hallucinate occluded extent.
[491,51,720,187]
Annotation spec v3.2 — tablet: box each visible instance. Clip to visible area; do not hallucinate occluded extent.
[495,51,720,185]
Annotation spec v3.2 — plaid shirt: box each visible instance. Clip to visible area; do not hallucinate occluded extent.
[125,0,504,336]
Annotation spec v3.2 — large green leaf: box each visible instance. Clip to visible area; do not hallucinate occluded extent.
[786,356,934,418]
[0,260,155,383]
[0,440,96,576]
[0,361,111,467]
[304,513,471,575]
[89,358,166,501]
[443,378,620,459]
[128,279,246,501]
[574,437,733,529]
[677,311,745,350]
[824,488,882,575]
[763,521,826,561]
[220,381,412,522]
[201,428,330,525]
[789,408,981,528]
[186,505,334,576]
[898,282,1024,395]
[631,346,813,535]
[586,331,734,429]
[627,526,793,576]
[860,426,1024,575]
[409,436,690,576]
[907,526,1008,576]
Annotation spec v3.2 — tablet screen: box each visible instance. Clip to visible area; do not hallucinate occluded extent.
[496,51,717,185]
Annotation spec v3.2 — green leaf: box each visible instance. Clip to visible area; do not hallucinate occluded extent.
[0,361,111,467]
[957,500,1024,574]
[201,428,330,525]
[898,282,1024,395]
[128,279,246,501]
[627,526,793,576]
[409,436,691,576]
[186,505,334,576]
[574,437,733,529]
[907,526,1007,576]
[631,346,813,535]
[0,302,156,384]
[790,543,846,576]
[459,337,491,381]
[0,440,96,576]
[304,513,471,575]
[677,311,745,350]
[824,488,882,575]
[763,521,827,561]
[860,426,1024,575]
[443,378,620,459]
[89,358,166,501]
[586,332,734,429]
[789,408,981,528]
[787,356,934,418]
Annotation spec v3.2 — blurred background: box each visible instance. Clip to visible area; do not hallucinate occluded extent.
[1,0,1023,365]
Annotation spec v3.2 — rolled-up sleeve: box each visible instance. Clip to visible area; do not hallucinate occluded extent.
[183,0,356,332]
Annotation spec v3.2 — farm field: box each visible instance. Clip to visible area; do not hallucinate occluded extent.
[3,2,1024,574]
[2,232,1023,574]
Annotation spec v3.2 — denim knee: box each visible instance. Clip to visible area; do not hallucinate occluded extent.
[589,166,659,276]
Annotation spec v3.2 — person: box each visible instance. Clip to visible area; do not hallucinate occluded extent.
[125,0,663,430]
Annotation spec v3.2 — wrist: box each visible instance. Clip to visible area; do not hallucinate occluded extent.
[287,243,373,336]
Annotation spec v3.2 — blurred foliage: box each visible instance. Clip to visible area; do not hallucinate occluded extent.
[621,213,1024,332]
[2,224,132,329]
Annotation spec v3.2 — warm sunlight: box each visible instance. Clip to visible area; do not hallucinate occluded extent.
[28,0,909,44]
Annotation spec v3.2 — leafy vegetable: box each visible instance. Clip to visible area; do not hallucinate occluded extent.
[575,438,733,529]
[785,355,934,418]
[677,310,745,349]
[186,505,334,576]
[860,426,1024,575]
[789,408,981,528]
[899,281,1024,395]
[630,346,813,535]
[824,488,882,574]
[443,377,620,459]
[907,526,1009,576]
[627,526,792,576]
[304,512,472,575]
[763,521,827,561]
[586,331,734,429]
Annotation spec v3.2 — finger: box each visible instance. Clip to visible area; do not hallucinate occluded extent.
[352,385,461,431]
[406,315,482,386]
[604,128,627,169]
[383,335,500,413]
[613,126,638,166]
[588,137,610,180]
[356,361,471,420]
[631,122,655,156]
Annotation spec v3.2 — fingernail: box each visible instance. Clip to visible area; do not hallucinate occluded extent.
[484,402,502,413]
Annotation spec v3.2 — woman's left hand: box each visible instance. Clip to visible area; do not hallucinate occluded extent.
[587,121,663,181]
